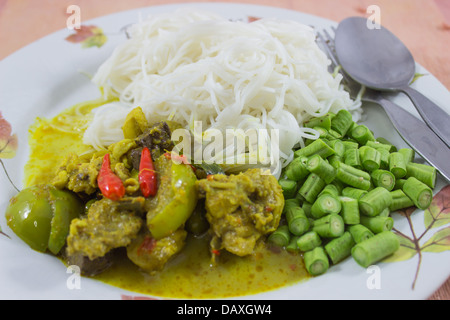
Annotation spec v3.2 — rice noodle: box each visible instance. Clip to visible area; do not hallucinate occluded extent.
[84,9,361,177]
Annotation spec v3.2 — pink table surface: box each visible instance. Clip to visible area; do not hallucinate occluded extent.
[0,0,449,300]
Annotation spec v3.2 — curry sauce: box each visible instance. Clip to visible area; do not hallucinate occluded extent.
[24,101,310,299]
[94,235,309,299]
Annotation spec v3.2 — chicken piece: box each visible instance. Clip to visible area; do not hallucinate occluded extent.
[196,168,284,257]
[66,198,144,260]
[53,141,142,196]
[126,229,187,274]
[52,152,104,194]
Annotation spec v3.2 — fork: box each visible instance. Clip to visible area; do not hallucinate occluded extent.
[317,27,450,183]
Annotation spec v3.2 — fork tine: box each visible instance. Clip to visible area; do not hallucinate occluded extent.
[316,31,336,69]
[316,29,335,64]
[317,26,365,102]
[317,27,353,84]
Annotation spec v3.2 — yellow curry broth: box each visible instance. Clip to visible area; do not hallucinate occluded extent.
[24,100,310,299]
[25,98,111,187]
[95,235,309,299]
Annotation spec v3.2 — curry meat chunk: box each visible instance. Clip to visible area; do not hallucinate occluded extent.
[67,198,144,260]
[128,121,175,171]
[52,141,142,196]
[197,168,284,257]
[52,152,103,194]
[126,229,187,274]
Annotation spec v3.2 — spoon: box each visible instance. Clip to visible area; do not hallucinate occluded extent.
[334,17,450,148]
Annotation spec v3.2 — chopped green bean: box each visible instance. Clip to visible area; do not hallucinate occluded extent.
[350,124,375,145]
[331,179,345,194]
[366,140,395,152]
[342,187,368,200]
[389,189,414,211]
[328,155,342,169]
[375,137,397,152]
[286,236,300,253]
[359,187,393,217]
[378,207,391,217]
[351,231,400,268]
[336,162,371,190]
[359,146,381,172]
[389,152,407,179]
[406,162,436,189]
[313,126,329,140]
[312,214,345,238]
[347,224,374,243]
[342,140,359,151]
[331,109,354,137]
[344,148,362,169]
[294,138,335,159]
[327,129,342,139]
[304,246,330,276]
[371,169,396,191]
[311,194,342,219]
[399,148,415,164]
[302,202,313,219]
[283,198,301,213]
[286,207,310,236]
[298,173,326,203]
[304,114,332,131]
[296,231,322,252]
[268,225,291,247]
[339,196,360,225]
[318,184,340,198]
[307,154,336,184]
[348,121,358,135]
[402,177,433,210]
[360,215,394,234]
[327,139,345,157]
[394,179,407,190]
[284,156,310,182]
[279,179,297,199]
[325,231,356,264]
[377,148,390,170]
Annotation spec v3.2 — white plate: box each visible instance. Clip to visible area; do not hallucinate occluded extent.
[0,3,449,300]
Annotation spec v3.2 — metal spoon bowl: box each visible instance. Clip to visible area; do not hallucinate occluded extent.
[335,17,450,147]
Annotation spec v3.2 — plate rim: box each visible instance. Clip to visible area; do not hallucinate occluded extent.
[0,2,449,300]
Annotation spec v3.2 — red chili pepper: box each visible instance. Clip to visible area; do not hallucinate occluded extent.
[139,147,157,197]
[97,153,125,201]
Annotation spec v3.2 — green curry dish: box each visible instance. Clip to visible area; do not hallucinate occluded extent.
[197,169,284,257]
[5,184,83,254]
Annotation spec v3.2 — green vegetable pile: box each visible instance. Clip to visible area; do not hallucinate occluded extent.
[272,109,437,276]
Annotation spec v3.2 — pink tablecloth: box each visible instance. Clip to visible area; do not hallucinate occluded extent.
[0,0,449,300]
